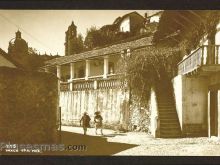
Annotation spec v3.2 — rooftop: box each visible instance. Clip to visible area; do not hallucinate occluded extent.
[45,35,153,67]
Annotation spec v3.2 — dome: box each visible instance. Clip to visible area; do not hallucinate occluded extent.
[9,37,28,47]
[8,31,28,55]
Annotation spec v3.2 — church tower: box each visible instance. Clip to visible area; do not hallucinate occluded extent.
[64,21,78,56]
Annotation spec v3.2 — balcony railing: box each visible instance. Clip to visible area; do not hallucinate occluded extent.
[60,74,125,91]
[178,45,220,75]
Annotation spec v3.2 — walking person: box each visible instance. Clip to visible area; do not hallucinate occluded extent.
[80,112,91,135]
[94,111,103,135]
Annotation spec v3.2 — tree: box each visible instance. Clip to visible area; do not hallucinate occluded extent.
[84,25,134,49]
[84,26,102,49]
[74,33,84,54]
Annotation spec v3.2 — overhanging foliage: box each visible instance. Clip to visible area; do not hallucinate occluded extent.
[119,46,181,105]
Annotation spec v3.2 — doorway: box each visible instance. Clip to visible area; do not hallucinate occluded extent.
[209,90,218,136]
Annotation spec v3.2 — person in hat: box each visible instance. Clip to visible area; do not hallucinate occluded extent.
[94,111,103,135]
[80,112,91,135]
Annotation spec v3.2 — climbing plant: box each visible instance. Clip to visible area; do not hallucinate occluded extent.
[180,11,220,54]
[119,46,181,106]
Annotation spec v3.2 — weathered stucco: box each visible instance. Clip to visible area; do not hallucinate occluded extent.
[172,75,183,129]
[149,88,158,137]
[59,88,130,129]
[173,75,208,136]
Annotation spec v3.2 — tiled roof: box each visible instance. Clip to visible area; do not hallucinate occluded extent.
[0,48,24,69]
[45,36,153,67]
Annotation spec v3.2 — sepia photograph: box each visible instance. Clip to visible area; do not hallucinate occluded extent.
[1,9,220,158]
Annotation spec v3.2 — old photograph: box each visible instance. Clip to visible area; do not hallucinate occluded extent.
[0,10,220,156]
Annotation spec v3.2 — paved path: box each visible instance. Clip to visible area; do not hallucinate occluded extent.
[62,125,115,136]
[62,126,220,156]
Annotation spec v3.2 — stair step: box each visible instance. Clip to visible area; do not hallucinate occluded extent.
[160,128,180,131]
[160,129,181,133]
[156,80,182,138]
[158,107,175,110]
[160,135,182,138]
[158,105,175,107]
[160,120,179,123]
[159,111,177,114]
[160,115,178,121]
[160,126,180,129]
[160,123,180,126]
[158,104,174,107]
[158,108,176,111]
[159,115,178,118]
[160,119,179,121]
[160,127,180,130]
[160,115,178,119]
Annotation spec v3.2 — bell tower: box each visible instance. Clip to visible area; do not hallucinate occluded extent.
[65,21,77,56]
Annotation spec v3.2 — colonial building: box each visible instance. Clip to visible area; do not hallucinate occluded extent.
[42,11,173,138]
[44,11,220,139]
[44,34,153,131]
[153,10,220,138]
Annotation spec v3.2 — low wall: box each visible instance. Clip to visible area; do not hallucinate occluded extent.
[172,75,208,136]
[0,67,58,144]
[59,88,130,129]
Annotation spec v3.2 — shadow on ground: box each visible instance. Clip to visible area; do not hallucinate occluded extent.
[0,131,138,156]
[51,131,138,155]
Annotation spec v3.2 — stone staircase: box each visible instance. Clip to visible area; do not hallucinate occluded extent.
[156,77,182,138]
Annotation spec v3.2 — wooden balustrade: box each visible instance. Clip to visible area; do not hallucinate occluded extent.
[60,82,70,91]
[60,74,125,91]
[178,45,220,75]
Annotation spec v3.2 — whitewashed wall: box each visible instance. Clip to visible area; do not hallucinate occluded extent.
[120,17,130,32]
[59,88,130,127]
[149,88,158,137]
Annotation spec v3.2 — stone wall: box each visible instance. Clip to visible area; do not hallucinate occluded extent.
[0,67,58,143]
[59,88,130,130]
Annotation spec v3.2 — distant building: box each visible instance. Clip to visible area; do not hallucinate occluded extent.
[113,11,145,34]
[7,30,30,69]
[64,21,84,56]
[8,30,59,70]
[146,11,162,23]
[140,11,163,34]
[0,49,17,68]
[8,30,28,57]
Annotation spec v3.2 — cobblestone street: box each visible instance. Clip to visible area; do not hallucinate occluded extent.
[62,126,220,156]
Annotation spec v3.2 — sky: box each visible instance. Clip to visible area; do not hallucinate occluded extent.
[0,10,159,56]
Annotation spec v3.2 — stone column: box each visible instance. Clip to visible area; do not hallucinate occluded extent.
[103,56,109,79]
[69,63,75,91]
[70,63,75,80]
[57,65,61,79]
[85,60,90,80]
